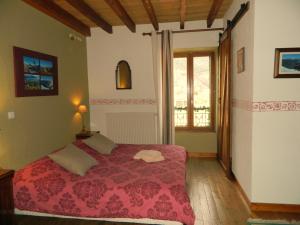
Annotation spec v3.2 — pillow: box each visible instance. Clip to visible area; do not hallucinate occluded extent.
[82,133,117,154]
[48,144,98,176]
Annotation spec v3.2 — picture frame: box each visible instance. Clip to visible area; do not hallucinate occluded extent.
[237,47,245,73]
[13,46,58,97]
[274,48,300,78]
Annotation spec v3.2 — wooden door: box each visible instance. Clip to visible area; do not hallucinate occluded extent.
[217,29,232,178]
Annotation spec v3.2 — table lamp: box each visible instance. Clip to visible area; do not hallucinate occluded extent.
[78,104,88,133]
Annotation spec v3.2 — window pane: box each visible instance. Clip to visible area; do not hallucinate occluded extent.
[193,56,210,127]
[173,57,188,127]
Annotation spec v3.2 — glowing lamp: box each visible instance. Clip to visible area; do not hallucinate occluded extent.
[78,104,87,113]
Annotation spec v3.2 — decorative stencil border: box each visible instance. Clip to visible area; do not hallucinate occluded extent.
[90,98,157,105]
[90,98,300,111]
[233,99,300,112]
[252,101,300,112]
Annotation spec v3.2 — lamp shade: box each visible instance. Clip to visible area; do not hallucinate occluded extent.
[78,104,88,113]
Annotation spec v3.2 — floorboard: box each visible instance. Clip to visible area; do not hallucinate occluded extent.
[14,158,300,225]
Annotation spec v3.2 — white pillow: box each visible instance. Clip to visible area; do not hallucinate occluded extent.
[82,133,117,154]
[48,144,98,176]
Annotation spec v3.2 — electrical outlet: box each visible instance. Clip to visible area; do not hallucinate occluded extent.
[8,112,15,120]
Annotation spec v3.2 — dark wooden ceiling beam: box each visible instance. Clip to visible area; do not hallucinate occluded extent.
[66,0,112,34]
[141,0,159,31]
[180,0,186,29]
[207,0,224,28]
[104,0,136,32]
[22,0,91,36]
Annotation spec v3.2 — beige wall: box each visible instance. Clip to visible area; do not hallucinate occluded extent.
[226,0,300,204]
[0,0,89,169]
[175,132,216,152]
[87,20,222,152]
[251,0,300,204]
[87,25,156,134]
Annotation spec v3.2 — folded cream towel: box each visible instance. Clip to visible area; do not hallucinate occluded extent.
[134,150,165,162]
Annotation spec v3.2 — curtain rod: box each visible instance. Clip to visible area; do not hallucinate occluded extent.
[142,28,224,36]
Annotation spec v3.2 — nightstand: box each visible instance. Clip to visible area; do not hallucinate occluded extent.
[76,131,100,140]
[0,169,14,225]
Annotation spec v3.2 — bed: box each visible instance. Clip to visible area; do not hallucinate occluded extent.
[13,140,195,225]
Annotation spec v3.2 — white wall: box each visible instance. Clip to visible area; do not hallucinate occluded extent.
[226,0,300,205]
[87,20,222,150]
[251,0,300,204]
[224,0,255,200]
[87,24,156,134]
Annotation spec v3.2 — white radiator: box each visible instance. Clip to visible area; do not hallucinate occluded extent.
[106,112,157,144]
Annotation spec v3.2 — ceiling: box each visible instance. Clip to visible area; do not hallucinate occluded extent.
[54,0,232,26]
[23,0,233,36]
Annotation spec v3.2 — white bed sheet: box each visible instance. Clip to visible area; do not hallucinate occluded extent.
[15,208,183,225]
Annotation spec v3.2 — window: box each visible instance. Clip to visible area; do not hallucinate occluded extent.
[173,51,215,131]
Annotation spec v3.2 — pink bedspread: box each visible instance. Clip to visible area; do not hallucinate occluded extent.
[14,141,195,225]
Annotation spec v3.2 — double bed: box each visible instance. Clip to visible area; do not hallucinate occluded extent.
[13,140,195,225]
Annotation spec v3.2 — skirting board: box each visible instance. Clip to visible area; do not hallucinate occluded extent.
[233,176,300,213]
[233,177,251,207]
[187,152,217,159]
[250,203,300,213]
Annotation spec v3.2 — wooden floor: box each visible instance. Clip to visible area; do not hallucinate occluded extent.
[186,159,300,225]
[15,158,300,225]
[186,158,250,225]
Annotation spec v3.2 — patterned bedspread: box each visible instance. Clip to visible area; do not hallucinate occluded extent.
[13,141,195,225]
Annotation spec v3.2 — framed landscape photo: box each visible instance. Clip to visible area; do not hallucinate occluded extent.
[13,46,58,97]
[274,48,300,78]
[237,47,245,73]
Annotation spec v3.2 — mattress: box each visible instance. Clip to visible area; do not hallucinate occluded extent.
[14,141,195,225]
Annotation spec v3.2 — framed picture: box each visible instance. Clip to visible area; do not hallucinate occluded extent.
[13,46,58,97]
[274,48,300,78]
[237,47,245,73]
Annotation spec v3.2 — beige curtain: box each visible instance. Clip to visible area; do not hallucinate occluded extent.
[151,31,162,144]
[161,30,175,144]
[151,30,174,144]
